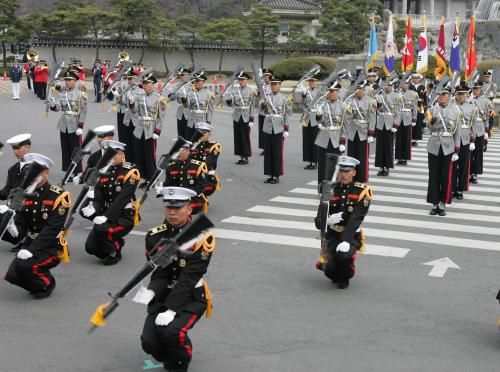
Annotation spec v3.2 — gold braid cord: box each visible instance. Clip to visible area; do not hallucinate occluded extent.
[53,191,72,263]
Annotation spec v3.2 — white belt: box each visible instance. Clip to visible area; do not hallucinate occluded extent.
[431,132,452,137]
[238,106,250,110]
[401,108,412,112]
[354,119,368,125]
[63,111,78,116]
[324,126,341,131]
[195,278,204,288]
[265,114,283,118]
[208,170,217,175]
[461,125,472,129]
[140,116,155,121]
[476,118,484,122]
[192,109,205,114]
[379,112,394,116]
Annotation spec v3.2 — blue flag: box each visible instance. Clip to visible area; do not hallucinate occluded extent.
[367,17,379,69]
[449,21,460,74]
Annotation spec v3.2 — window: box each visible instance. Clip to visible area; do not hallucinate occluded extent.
[279,23,289,37]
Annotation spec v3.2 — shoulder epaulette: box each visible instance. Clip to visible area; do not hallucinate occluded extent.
[193,231,216,254]
[53,191,72,210]
[148,224,167,236]
[209,142,222,153]
[197,162,208,176]
[124,168,140,184]
[50,184,63,195]
[356,184,374,202]
[80,91,88,100]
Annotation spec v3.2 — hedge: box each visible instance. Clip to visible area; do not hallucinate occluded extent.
[271,56,337,81]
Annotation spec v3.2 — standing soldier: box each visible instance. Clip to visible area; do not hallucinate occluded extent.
[426,87,461,216]
[395,80,418,166]
[374,81,401,176]
[298,76,321,170]
[92,60,103,103]
[410,73,427,147]
[226,71,254,165]
[257,69,273,155]
[122,70,142,163]
[314,156,373,289]
[168,67,192,140]
[182,71,215,139]
[1,153,71,299]
[345,81,377,183]
[452,82,477,200]
[315,82,350,184]
[260,75,292,184]
[481,70,497,138]
[83,140,140,265]
[10,58,22,100]
[129,73,168,186]
[365,70,379,97]
[49,70,88,173]
[107,72,129,147]
[23,59,34,92]
[136,186,214,372]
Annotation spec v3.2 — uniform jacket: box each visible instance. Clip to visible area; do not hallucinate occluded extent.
[50,88,88,133]
[34,66,49,83]
[10,66,22,83]
[315,99,350,149]
[0,162,29,200]
[455,101,478,146]
[257,83,271,116]
[164,82,192,121]
[469,95,493,137]
[226,85,256,123]
[400,89,419,126]
[375,91,402,130]
[345,95,377,141]
[261,92,293,134]
[426,103,462,156]
[190,141,221,195]
[183,87,215,128]
[130,90,168,140]
[299,87,321,126]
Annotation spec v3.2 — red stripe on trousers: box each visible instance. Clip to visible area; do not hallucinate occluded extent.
[445,157,453,204]
[153,139,157,161]
[409,126,412,160]
[466,153,470,191]
[32,255,59,286]
[107,226,127,250]
[365,141,369,182]
[179,314,199,357]
[281,136,285,176]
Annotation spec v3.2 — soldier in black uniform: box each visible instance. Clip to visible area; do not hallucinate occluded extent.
[314,156,373,289]
[134,186,214,372]
[189,122,221,197]
[1,153,71,299]
[0,133,32,200]
[83,140,140,265]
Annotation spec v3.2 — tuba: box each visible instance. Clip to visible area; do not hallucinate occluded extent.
[26,49,39,62]
[118,51,129,62]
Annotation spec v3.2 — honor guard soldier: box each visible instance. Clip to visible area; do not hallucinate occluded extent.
[1,153,71,299]
[167,66,193,140]
[396,80,418,165]
[135,186,214,372]
[122,70,142,163]
[426,87,462,216]
[182,71,215,139]
[314,156,372,289]
[163,143,209,214]
[315,81,350,184]
[452,82,478,200]
[374,80,402,176]
[410,73,428,146]
[189,122,221,197]
[299,76,321,170]
[469,80,494,184]
[107,70,131,155]
[345,81,377,183]
[0,134,32,200]
[481,70,497,137]
[365,70,379,97]
[129,73,168,185]
[257,69,273,155]
[50,70,88,173]
[83,140,140,265]
[225,71,255,165]
[260,75,292,184]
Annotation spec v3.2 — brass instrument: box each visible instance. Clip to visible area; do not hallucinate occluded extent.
[26,49,39,62]
[118,51,129,62]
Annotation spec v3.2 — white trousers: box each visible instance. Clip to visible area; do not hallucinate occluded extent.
[11,82,20,99]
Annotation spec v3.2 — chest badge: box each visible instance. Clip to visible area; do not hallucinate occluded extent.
[347,205,354,213]
[58,206,66,215]
[189,179,195,185]
[179,259,186,268]
[116,186,122,192]
[42,212,48,220]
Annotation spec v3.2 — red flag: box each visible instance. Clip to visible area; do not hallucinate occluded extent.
[401,16,414,72]
[465,16,477,80]
[434,17,447,79]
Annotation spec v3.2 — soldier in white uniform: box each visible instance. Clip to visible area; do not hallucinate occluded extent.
[257,69,272,155]
[481,70,497,137]
[396,80,418,165]
[167,67,192,140]
[182,71,215,140]
[298,76,321,170]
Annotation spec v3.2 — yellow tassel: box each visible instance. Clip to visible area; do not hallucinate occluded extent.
[426,109,433,123]
[90,302,110,327]
[301,120,308,128]
[203,283,213,318]
[358,229,366,253]
[132,200,141,226]
[58,230,71,263]
[203,201,209,214]
[215,173,221,191]
[111,104,118,113]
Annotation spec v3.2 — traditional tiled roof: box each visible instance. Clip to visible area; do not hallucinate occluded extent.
[261,0,321,12]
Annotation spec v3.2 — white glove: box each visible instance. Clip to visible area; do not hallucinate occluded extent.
[336,241,350,253]
[75,128,83,136]
[155,310,176,326]
[469,142,476,151]
[367,136,374,143]
[7,220,19,238]
[326,212,343,226]
[132,285,155,305]
[451,153,459,162]
[93,215,107,225]
[316,107,323,116]
[283,131,289,138]
[391,127,398,133]
[339,145,346,153]
[82,203,96,217]
[155,182,163,196]
[152,133,160,140]
[86,189,94,199]
[17,249,33,260]
[72,174,81,185]
[411,120,417,127]
[248,121,254,128]
[484,133,489,140]
[318,124,325,131]
[0,205,9,214]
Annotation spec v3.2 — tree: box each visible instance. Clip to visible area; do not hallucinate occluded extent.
[201,18,250,77]
[284,20,318,58]
[0,0,27,69]
[176,14,205,66]
[157,15,179,73]
[246,4,279,68]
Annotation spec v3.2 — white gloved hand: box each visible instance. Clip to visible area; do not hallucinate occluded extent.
[248,121,254,128]
[316,107,323,116]
[469,142,476,151]
[152,133,160,140]
[283,131,289,138]
[0,205,9,214]
[318,124,325,131]
[391,127,398,133]
[339,145,346,153]
[155,310,176,326]
[326,212,343,226]
[72,174,81,185]
[484,133,489,140]
[336,241,350,253]
[7,220,19,238]
[82,203,96,217]
[75,128,83,136]
[93,215,107,225]
[451,153,459,162]
[367,136,374,143]
[17,249,33,260]
[86,189,94,199]
[132,285,155,305]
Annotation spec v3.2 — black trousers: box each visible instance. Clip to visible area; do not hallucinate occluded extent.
[395,124,412,161]
[33,81,40,98]
[412,112,424,140]
[452,143,470,193]
[324,234,360,283]
[263,131,284,178]
[302,122,318,163]
[127,120,136,164]
[471,135,484,175]
[177,115,189,140]
[141,309,203,370]
[39,82,47,100]
[117,113,133,162]
[348,132,370,183]
[427,148,453,205]
[85,214,134,259]
[233,117,252,157]
[375,127,394,169]
[133,134,156,181]
[317,142,339,184]
[60,130,82,172]
[94,80,102,102]
[258,114,265,149]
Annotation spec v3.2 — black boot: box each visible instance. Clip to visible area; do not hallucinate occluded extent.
[456,192,463,200]
[377,168,384,176]
[32,281,56,299]
[337,281,349,289]
[264,177,273,183]
[438,202,446,216]
[430,205,439,215]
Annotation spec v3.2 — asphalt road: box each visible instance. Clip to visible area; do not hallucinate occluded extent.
[0,85,499,372]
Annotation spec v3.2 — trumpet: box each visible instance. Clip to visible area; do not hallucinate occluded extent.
[118,51,129,62]
[26,49,39,62]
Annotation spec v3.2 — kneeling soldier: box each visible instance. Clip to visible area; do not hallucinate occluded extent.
[135,186,214,372]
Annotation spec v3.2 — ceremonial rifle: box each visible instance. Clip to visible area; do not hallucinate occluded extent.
[44,59,66,118]
[218,65,245,107]
[88,213,214,333]
[160,63,184,96]
[428,75,452,106]
[251,63,278,115]
[60,130,97,186]
[104,61,134,96]
[167,65,205,99]
[342,72,367,102]
[116,67,155,100]
[308,69,348,110]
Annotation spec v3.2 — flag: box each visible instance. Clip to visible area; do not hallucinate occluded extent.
[434,17,447,79]
[401,16,414,72]
[465,16,477,80]
[383,15,395,76]
[449,18,460,74]
[367,16,379,69]
[416,16,428,74]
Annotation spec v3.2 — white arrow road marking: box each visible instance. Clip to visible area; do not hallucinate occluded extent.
[422,257,461,278]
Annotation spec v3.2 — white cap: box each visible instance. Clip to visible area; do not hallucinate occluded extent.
[159,186,197,207]
[6,133,31,146]
[194,122,213,132]
[367,72,378,77]
[23,153,54,169]
[412,73,423,79]
[93,125,115,136]
[338,155,360,170]
[101,140,126,150]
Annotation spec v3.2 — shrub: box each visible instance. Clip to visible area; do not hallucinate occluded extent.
[271,56,337,80]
